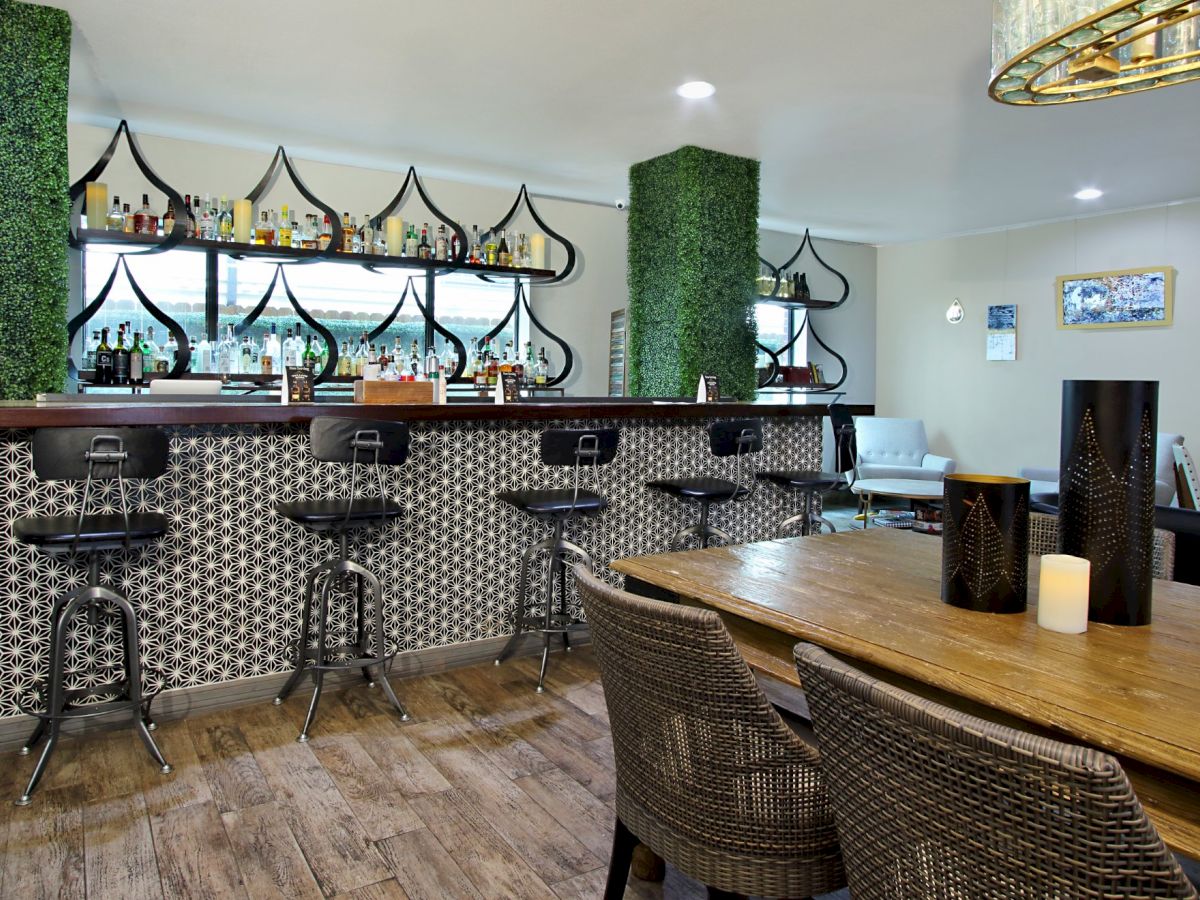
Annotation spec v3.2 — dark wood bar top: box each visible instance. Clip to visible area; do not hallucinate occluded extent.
[0,399,873,428]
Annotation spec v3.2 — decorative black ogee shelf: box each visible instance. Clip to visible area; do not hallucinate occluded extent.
[67,119,579,388]
[756,228,850,393]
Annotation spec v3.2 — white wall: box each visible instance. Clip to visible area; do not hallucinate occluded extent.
[68,122,627,396]
[876,201,1199,475]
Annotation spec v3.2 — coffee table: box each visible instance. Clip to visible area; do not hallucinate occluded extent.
[850,478,944,528]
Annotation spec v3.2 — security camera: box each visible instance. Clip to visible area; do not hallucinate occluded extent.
[614,199,627,210]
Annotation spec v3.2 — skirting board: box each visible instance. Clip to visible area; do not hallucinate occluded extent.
[0,627,590,753]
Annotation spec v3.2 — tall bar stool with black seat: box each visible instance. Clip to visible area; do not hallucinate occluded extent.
[756,402,857,536]
[12,428,173,806]
[494,428,620,693]
[273,417,411,742]
[647,419,763,550]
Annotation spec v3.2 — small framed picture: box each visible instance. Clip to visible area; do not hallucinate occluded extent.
[1056,267,1174,330]
[987,304,1017,361]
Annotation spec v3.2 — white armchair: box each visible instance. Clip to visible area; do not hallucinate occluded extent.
[1020,432,1184,506]
[853,417,956,482]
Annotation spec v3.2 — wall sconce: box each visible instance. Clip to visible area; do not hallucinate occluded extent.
[946,298,965,324]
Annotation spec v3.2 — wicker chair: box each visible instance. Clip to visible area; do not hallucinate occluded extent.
[794,642,1198,899]
[574,566,845,899]
[1030,511,1176,580]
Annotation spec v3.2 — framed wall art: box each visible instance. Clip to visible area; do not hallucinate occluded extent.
[987,304,1017,361]
[1056,266,1174,330]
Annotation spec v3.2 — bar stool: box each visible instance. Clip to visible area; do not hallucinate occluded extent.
[494,428,620,693]
[12,428,173,806]
[274,417,411,742]
[756,403,857,536]
[647,419,763,550]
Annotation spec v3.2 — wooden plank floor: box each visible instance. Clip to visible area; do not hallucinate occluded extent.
[0,648,786,900]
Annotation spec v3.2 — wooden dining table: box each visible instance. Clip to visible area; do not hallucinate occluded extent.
[610,527,1200,859]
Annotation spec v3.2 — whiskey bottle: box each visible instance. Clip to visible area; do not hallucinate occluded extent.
[113,328,131,385]
[122,202,134,233]
[95,327,114,384]
[130,332,145,385]
[319,215,333,250]
[536,347,549,385]
[162,199,177,236]
[418,225,431,260]
[341,212,354,252]
[133,194,155,235]
[106,197,125,231]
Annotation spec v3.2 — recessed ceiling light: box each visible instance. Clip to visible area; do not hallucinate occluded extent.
[676,81,716,100]
[1074,187,1103,200]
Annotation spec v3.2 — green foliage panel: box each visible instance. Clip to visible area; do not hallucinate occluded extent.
[0,1,71,399]
[627,145,759,400]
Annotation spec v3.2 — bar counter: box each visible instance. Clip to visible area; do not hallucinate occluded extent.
[0,398,869,736]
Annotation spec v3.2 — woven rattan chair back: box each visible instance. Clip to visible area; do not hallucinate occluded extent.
[794,641,1198,899]
[1030,511,1175,580]
[575,566,844,898]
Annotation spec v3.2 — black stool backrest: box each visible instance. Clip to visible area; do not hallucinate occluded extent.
[829,403,857,475]
[708,419,764,458]
[540,429,620,467]
[31,427,169,481]
[310,417,410,466]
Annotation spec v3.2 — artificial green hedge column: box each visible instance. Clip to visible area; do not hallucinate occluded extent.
[626,146,759,400]
[0,0,71,399]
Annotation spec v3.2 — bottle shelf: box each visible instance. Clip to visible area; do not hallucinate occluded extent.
[77,229,555,279]
[755,295,841,311]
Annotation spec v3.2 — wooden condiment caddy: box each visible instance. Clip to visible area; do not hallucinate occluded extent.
[353,380,435,404]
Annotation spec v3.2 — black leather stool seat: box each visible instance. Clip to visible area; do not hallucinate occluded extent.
[647,477,748,502]
[13,512,170,550]
[276,497,402,527]
[757,470,843,491]
[497,489,608,516]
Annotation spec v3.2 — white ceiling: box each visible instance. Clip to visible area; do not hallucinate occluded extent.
[49,0,1200,244]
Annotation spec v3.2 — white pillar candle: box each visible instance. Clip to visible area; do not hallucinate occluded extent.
[385,216,404,256]
[85,182,108,231]
[233,199,253,244]
[530,232,546,270]
[1037,555,1091,634]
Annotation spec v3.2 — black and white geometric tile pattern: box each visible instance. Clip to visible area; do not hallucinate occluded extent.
[0,417,820,719]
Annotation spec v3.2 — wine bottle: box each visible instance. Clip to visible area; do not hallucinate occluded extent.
[95,327,114,384]
[130,332,145,385]
[113,328,131,385]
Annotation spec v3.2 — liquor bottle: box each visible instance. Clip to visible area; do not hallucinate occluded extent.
[264,324,281,371]
[408,340,421,379]
[301,215,317,250]
[280,327,294,368]
[360,215,374,255]
[195,334,211,373]
[142,326,159,363]
[162,199,177,237]
[443,342,458,378]
[435,224,448,261]
[193,196,203,236]
[337,340,350,376]
[95,327,114,384]
[469,225,483,264]
[497,230,511,267]
[293,322,306,367]
[500,340,514,375]
[351,216,363,254]
[254,210,272,246]
[218,196,234,241]
[463,337,478,379]
[113,328,131,385]
[373,218,387,255]
[179,194,193,236]
[84,330,100,370]
[484,234,498,266]
[536,347,549,385]
[487,348,499,386]
[515,232,529,268]
[341,212,354,252]
[260,331,274,376]
[122,202,134,233]
[418,225,431,260]
[300,335,314,370]
[241,336,253,373]
[450,227,462,261]
[216,326,236,375]
[130,332,145,385]
[405,225,418,257]
[199,194,215,240]
[318,215,333,250]
[277,205,292,248]
[425,345,439,381]
[106,197,125,231]
[249,336,261,372]
[524,341,536,385]
[134,193,155,235]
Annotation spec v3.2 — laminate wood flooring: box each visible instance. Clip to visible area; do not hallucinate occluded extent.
[0,648,848,899]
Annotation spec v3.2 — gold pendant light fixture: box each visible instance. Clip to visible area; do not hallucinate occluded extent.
[991,1,1200,104]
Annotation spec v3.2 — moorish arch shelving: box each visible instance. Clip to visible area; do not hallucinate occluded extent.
[755,228,850,394]
[67,120,579,387]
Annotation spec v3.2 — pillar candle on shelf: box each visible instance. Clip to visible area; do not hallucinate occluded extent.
[1037,555,1091,634]
[85,182,108,230]
[233,199,253,244]
[530,233,546,270]
[386,216,404,256]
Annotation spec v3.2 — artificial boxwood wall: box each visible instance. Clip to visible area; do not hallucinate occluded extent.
[626,145,759,400]
[0,0,71,399]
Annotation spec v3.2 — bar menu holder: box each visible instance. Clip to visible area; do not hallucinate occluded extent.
[696,374,720,403]
[495,372,522,405]
[281,366,314,404]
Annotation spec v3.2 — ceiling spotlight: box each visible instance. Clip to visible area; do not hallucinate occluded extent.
[1074,187,1104,200]
[676,81,716,100]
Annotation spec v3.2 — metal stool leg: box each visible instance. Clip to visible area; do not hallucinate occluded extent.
[275,561,325,706]
[18,720,46,757]
[536,538,558,694]
[355,571,375,687]
[16,591,73,806]
[298,572,334,743]
[496,535,553,666]
[115,593,170,774]
[364,568,408,722]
